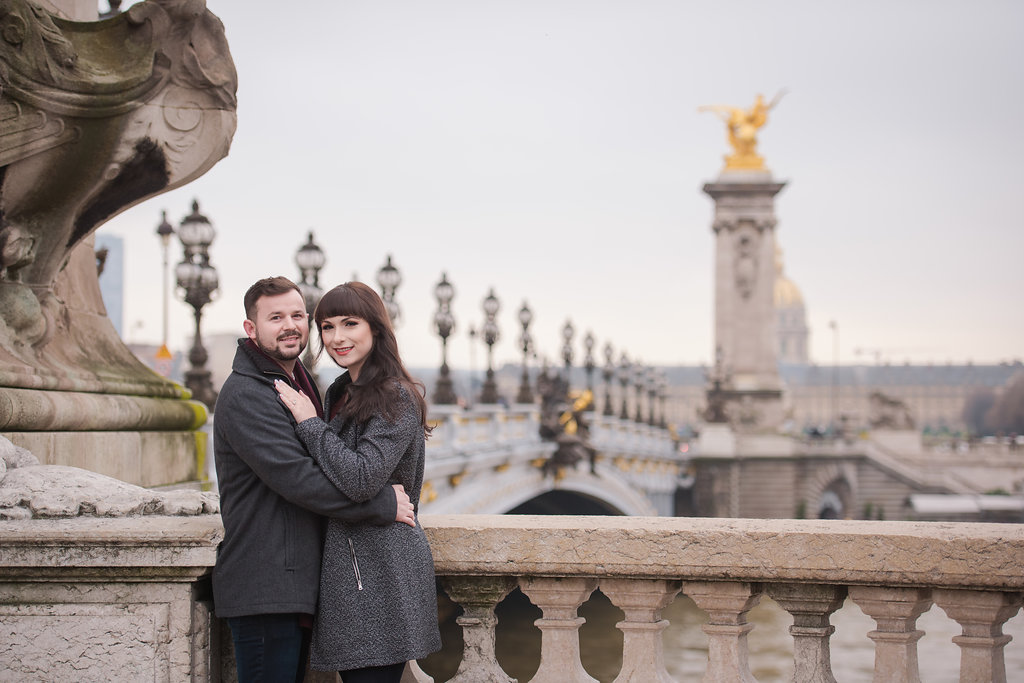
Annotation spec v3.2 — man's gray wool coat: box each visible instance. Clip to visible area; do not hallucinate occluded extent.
[212,339,397,619]
[295,375,441,671]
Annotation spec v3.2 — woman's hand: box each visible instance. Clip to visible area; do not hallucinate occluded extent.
[274,379,318,423]
[393,484,415,527]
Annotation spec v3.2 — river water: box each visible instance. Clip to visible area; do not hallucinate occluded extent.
[419,588,1024,682]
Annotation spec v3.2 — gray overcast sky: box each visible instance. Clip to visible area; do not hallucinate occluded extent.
[99,0,1024,371]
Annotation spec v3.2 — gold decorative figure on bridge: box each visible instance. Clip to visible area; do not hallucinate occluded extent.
[699,91,786,171]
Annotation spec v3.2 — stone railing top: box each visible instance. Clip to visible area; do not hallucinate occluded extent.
[421,513,1024,591]
[0,515,223,573]
[0,437,218,519]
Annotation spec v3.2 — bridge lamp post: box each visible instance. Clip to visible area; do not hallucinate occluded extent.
[583,330,595,394]
[295,231,325,370]
[647,366,657,426]
[479,288,501,404]
[618,352,631,420]
[602,342,615,416]
[174,199,219,410]
[516,302,534,404]
[561,319,575,384]
[376,254,401,327]
[634,362,646,423]
[829,319,839,436]
[155,210,174,350]
[432,273,457,405]
[658,372,669,429]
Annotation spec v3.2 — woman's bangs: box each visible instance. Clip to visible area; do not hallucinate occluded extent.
[315,285,374,324]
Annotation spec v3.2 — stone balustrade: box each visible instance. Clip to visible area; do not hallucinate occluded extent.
[421,514,1024,683]
[421,407,682,516]
[2,513,1023,681]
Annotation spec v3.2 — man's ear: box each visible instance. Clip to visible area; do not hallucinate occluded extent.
[243,318,256,340]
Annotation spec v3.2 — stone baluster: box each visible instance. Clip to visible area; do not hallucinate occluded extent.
[441,576,518,683]
[848,586,932,683]
[767,583,847,683]
[518,576,599,683]
[601,578,682,683]
[933,588,1023,683]
[401,661,434,683]
[683,581,763,683]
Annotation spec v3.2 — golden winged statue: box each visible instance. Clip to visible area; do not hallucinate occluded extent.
[699,91,786,171]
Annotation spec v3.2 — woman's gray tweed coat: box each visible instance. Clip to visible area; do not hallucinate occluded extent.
[295,377,441,672]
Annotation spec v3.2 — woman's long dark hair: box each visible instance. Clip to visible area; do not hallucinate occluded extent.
[313,282,431,436]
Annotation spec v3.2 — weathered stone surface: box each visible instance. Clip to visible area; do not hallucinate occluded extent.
[0,515,222,681]
[421,514,1024,590]
[0,515,222,572]
[0,0,236,488]
[4,430,202,487]
[0,386,206,431]
[0,437,217,519]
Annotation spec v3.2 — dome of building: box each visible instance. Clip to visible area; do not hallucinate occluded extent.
[775,275,804,307]
[774,245,804,307]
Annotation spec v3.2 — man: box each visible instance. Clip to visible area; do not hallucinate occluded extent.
[213,276,415,682]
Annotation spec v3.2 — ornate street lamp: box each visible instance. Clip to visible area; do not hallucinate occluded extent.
[295,231,325,369]
[602,342,615,416]
[561,319,575,383]
[583,330,596,393]
[432,273,457,405]
[155,210,174,350]
[633,361,645,423]
[516,301,533,404]
[479,288,501,404]
[658,371,669,429]
[174,200,219,409]
[618,352,631,420]
[376,254,401,327]
[647,366,658,426]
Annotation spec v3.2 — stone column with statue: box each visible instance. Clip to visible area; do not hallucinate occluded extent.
[0,0,237,486]
[699,93,786,433]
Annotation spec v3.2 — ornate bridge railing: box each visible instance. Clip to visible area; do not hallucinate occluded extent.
[418,514,1024,683]
[421,406,682,515]
[3,512,1021,681]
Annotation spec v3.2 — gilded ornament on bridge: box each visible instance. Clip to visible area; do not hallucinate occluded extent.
[699,91,785,171]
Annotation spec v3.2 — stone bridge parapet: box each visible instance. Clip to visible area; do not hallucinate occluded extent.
[3,514,1023,681]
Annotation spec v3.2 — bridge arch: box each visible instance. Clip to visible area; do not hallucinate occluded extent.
[804,462,858,520]
[427,465,660,516]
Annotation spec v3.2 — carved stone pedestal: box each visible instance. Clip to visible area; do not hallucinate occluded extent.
[0,0,237,486]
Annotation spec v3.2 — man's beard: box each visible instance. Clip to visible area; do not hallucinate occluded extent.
[256,329,306,362]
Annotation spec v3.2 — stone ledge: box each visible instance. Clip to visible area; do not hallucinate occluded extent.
[421,514,1024,590]
[0,516,223,570]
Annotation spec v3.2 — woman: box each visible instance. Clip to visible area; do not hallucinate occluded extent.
[275,281,440,683]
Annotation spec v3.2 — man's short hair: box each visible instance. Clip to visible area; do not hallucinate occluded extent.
[244,276,302,320]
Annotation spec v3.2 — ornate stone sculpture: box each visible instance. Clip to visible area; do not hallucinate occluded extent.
[699,91,785,171]
[0,0,236,390]
[0,0,236,483]
[869,391,916,431]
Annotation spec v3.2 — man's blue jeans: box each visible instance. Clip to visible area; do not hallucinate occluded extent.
[227,613,310,683]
